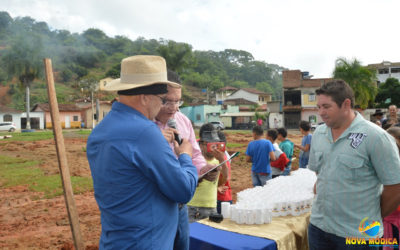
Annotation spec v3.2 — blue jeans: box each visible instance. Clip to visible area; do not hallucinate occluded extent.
[174,204,189,250]
[308,223,371,250]
[282,163,291,176]
[251,171,272,186]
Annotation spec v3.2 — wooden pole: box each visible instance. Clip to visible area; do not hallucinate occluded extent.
[43,58,85,250]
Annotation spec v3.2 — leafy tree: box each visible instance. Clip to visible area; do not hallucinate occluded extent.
[105,63,121,78]
[375,78,400,107]
[230,80,249,89]
[3,34,43,129]
[0,11,12,37]
[333,58,377,109]
[255,82,274,95]
[221,49,254,65]
[157,40,195,72]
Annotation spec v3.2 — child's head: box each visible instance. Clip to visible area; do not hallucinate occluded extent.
[252,125,264,139]
[277,127,287,141]
[266,129,278,143]
[299,120,311,134]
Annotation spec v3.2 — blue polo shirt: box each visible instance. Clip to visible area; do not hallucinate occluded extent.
[87,102,198,249]
[308,112,400,239]
[246,139,274,174]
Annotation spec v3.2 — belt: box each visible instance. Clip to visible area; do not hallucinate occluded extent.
[258,173,270,176]
[178,203,184,209]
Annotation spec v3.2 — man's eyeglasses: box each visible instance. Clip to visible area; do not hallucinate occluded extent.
[154,95,184,107]
[154,95,167,105]
[164,99,184,107]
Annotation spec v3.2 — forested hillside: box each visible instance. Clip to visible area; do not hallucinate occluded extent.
[0,11,286,110]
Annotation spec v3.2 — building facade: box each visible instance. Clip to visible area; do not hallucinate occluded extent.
[282,70,332,129]
[368,61,400,85]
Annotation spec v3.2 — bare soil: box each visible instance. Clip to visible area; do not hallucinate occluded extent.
[0,130,303,249]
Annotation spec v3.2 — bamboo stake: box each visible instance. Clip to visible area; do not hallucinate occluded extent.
[43,58,85,250]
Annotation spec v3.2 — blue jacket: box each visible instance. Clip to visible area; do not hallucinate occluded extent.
[87,102,198,249]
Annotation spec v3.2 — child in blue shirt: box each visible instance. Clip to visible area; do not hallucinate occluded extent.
[295,120,312,168]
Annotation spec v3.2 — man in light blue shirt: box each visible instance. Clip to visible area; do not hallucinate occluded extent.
[308,80,400,250]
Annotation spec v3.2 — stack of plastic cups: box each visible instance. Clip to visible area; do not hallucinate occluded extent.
[221,202,231,219]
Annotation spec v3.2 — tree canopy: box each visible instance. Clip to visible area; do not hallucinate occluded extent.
[375,78,400,107]
[333,58,377,109]
[0,11,286,109]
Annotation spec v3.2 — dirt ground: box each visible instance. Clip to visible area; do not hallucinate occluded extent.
[0,130,303,249]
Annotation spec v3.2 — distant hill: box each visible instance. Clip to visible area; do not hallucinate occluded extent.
[0,11,287,110]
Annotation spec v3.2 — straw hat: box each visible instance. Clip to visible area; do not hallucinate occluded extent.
[104,55,180,91]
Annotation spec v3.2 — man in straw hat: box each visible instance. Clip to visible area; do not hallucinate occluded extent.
[87,55,198,249]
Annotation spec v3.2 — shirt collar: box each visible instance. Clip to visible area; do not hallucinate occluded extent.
[112,101,147,120]
[320,111,365,142]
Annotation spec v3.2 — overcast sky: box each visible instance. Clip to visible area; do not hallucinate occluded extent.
[2,0,400,78]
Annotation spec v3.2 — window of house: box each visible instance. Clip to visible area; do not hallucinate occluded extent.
[379,68,389,74]
[196,114,201,121]
[3,114,12,122]
[308,94,316,102]
[73,116,79,122]
[391,68,400,73]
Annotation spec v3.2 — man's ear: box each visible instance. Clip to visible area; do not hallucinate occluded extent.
[140,94,148,106]
[343,98,352,109]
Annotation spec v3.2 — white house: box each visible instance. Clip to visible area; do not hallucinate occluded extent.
[225,88,272,106]
[368,61,400,85]
[0,105,22,130]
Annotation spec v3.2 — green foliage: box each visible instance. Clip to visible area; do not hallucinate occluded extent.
[333,58,377,109]
[375,78,400,107]
[0,155,93,199]
[0,131,54,141]
[0,11,287,107]
[157,40,195,72]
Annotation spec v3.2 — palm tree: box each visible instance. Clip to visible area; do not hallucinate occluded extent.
[3,34,43,129]
[333,58,377,109]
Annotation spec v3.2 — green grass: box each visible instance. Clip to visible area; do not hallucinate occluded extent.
[226,143,245,148]
[0,131,55,141]
[76,129,92,135]
[0,155,93,199]
[0,130,92,141]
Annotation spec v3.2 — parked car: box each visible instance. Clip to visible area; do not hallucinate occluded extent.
[211,121,225,130]
[311,122,324,131]
[0,122,16,132]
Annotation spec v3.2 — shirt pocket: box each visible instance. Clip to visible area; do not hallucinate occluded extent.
[337,154,365,182]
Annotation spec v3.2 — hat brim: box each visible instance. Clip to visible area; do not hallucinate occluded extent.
[104,79,180,91]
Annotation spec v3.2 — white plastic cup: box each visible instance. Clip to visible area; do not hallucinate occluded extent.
[254,208,264,224]
[263,208,272,224]
[221,202,231,219]
[239,209,247,224]
[246,209,255,224]
[281,201,288,216]
[272,202,280,217]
